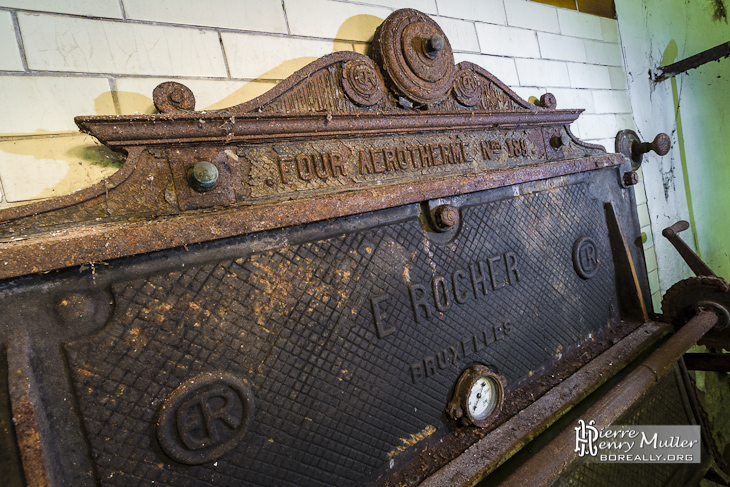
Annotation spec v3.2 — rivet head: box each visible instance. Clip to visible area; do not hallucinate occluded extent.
[426,33,444,53]
[191,161,218,190]
[433,204,459,229]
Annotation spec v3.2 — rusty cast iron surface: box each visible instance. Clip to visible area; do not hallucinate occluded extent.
[415,321,671,487]
[499,310,719,487]
[0,8,655,487]
[653,40,730,82]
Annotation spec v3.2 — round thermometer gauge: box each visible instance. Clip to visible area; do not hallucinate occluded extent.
[446,365,505,427]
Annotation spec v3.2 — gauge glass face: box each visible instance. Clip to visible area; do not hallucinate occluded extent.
[467,376,497,420]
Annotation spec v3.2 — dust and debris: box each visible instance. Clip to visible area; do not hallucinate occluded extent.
[387,425,437,459]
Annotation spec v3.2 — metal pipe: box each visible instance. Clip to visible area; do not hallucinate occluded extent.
[653,41,730,83]
[498,310,719,487]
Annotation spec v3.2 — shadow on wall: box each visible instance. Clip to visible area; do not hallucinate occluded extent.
[114,15,382,114]
[660,40,701,259]
[0,15,384,207]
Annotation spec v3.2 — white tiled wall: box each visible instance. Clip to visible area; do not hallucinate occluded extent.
[0,0,660,305]
[0,0,636,205]
[0,0,658,301]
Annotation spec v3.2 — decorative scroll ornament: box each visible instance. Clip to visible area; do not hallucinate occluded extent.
[453,66,482,107]
[539,93,557,110]
[153,81,196,113]
[341,57,386,106]
[373,9,455,104]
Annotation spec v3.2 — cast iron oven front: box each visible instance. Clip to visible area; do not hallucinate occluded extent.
[0,8,671,487]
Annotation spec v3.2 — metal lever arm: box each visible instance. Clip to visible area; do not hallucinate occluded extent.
[662,220,716,277]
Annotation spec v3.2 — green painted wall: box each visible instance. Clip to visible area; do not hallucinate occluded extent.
[617,0,730,282]
[616,0,730,473]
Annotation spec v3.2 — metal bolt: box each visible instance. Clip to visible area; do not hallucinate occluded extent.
[623,171,639,186]
[191,160,218,190]
[426,34,444,53]
[433,204,459,229]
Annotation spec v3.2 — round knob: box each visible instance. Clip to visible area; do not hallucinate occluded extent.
[616,130,671,170]
[633,133,671,158]
[433,204,459,229]
[426,33,444,53]
[649,133,671,156]
[191,160,218,190]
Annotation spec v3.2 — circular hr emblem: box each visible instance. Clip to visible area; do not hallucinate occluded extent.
[341,58,385,106]
[573,236,599,279]
[157,371,254,465]
[453,67,481,107]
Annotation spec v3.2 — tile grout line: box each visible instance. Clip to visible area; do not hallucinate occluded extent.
[4,6,614,46]
[473,20,482,54]
[10,11,28,71]
[281,0,291,36]
[108,78,122,116]
[117,0,127,20]
[218,31,232,79]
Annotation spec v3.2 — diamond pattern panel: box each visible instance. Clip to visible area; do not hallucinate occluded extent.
[65,183,617,486]
[552,366,701,487]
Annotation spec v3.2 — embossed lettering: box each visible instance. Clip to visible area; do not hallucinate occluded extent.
[313,153,329,179]
[452,269,469,304]
[451,142,464,164]
[278,155,293,183]
[449,345,460,364]
[409,321,516,383]
[371,294,395,339]
[396,147,409,169]
[410,367,422,384]
[408,146,421,167]
[177,386,240,451]
[488,255,507,290]
[482,329,494,346]
[359,150,373,174]
[330,151,346,176]
[505,251,520,284]
[296,154,313,181]
[481,140,493,160]
[384,148,398,171]
[436,350,449,369]
[470,260,489,298]
[371,149,386,173]
[506,138,529,157]
[462,142,473,162]
[409,284,432,323]
[473,334,485,352]
[430,144,442,166]
[493,322,506,341]
[432,275,451,312]
[440,143,454,164]
[419,145,433,167]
